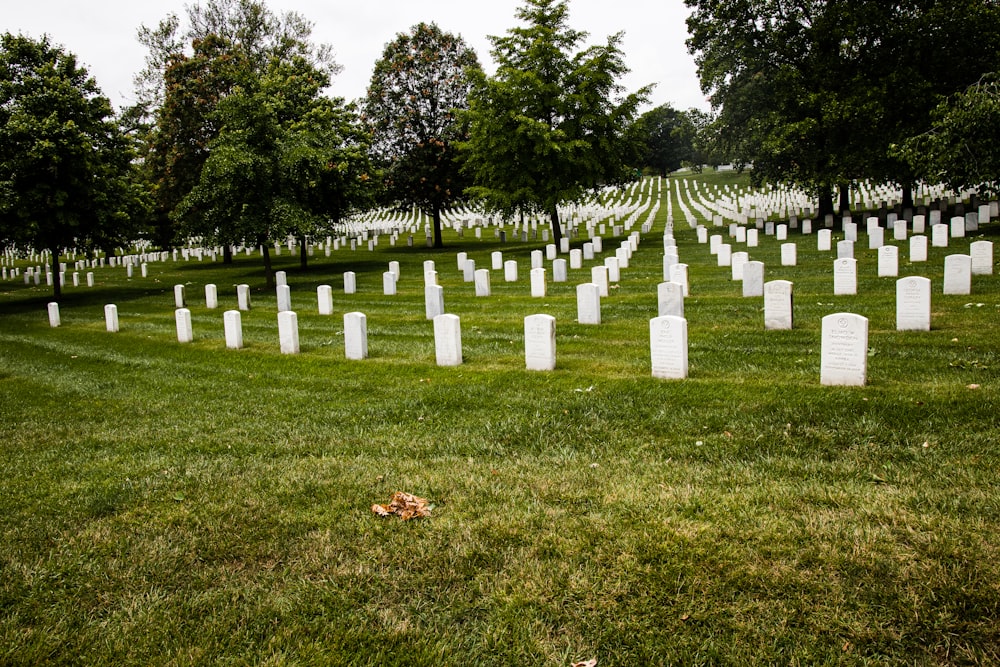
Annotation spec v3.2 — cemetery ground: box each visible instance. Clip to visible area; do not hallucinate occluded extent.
[1,172,999,665]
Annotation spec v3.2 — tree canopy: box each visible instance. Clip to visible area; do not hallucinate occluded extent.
[363,22,481,249]
[461,0,649,246]
[0,33,142,297]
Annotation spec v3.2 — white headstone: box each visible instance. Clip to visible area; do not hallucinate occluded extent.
[491,251,503,270]
[86,272,94,287]
[943,254,972,295]
[569,248,583,269]
[530,267,547,297]
[837,240,854,259]
[649,316,688,380]
[657,281,684,318]
[742,261,764,297]
[317,285,333,315]
[605,257,620,282]
[893,220,908,241]
[746,228,759,247]
[524,314,556,371]
[868,226,884,250]
[344,271,357,294]
[104,304,119,333]
[174,284,186,308]
[912,214,926,234]
[731,251,748,280]
[45,302,60,327]
[205,284,218,309]
[275,270,287,287]
[344,312,368,360]
[224,310,243,349]
[175,308,193,343]
[844,221,858,242]
[552,258,568,283]
[896,276,931,331]
[820,313,868,386]
[910,235,928,262]
[433,313,462,366]
[776,224,787,240]
[502,259,518,282]
[389,261,400,281]
[717,244,732,267]
[931,224,949,247]
[576,283,601,324]
[474,268,491,296]
[531,249,544,269]
[546,244,558,261]
[669,264,689,296]
[780,243,797,266]
[237,284,251,311]
[418,284,441,321]
[383,271,397,295]
[277,284,292,312]
[278,311,299,354]
[462,259,475,283]
[833,258,858,295]
[591,265,609,297]
[970,240,993,275]
[877,245,899,277]
[764,280,793,330]
[950,216,966,238]
[818,229,832,251]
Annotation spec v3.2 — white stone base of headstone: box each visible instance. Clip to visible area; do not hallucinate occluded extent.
[820,313,868,386]
[433,313,462,366]
[344,312,368,359]
[524,314,556,371]
[650,315,688,379]
[105,304,119,333]
[175,308,193,343]
[896,276,931,331]
[278,311,299,354]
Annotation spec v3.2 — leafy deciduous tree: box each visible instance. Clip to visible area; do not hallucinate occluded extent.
[364,22,480,249]
[462,0,649,247]
[0,33,142,297]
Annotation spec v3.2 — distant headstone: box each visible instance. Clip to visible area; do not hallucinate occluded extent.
[943,254,972,295]
[669,263,690,296]
[221,310,242,349]
[912,214,926,234]
[649,315,688,380]
[174,284,186,308]
[275,270,287,287]
[344,271,357,294]
[820,313,868,386]
[657,281,684,318]
[237,284,251,311]
[950,216,965,238]
[383,271,397,295]
[344,312,368,360]
[491,251,503,270]
[764,280,793,330]
[896,276,931,331]
[86,272,94,287]
[524,314,556,371]
[46,302,61,328]
[868,226,884,250]
[433,314,462,366]
[462,259,476,283]
[844,221,858,242]
[546,244,558,260]
[776,224,787,240]
[893,220,908,241]
[910,235,928,262]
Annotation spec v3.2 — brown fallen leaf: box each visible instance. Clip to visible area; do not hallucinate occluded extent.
[571,660,597,667]
[372,491,432,520]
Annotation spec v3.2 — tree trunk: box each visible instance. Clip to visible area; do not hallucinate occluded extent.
[549,205,562,250]
[50,247,61,298]
[223,245,233,265]
[262,245,274,289]
[838,184,851,214]
[901,183,914,210]
[817,188,835,220]
[299,234,308,270]
[432,205,444,249]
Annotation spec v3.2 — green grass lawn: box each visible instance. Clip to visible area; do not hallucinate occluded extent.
[2,174,999,665]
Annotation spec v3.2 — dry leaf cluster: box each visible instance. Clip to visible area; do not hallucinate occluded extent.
[372,491,432,520]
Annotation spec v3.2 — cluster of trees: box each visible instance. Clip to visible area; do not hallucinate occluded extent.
[2,0,679,294]
[684,0,1000,214]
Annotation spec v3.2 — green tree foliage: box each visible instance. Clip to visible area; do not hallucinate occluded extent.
[897,74,1000,196]
[173,56,372,287]
[685,0,1000,214]
[0,33,143,297]
[462,0,649,247]
[135,0,338,253]
[632,105,696,176]
[364,23,481,249]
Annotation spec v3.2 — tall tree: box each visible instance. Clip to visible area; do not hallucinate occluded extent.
[363,22,480,249]
[173,56,372,287]
[0,33,141,297]
[134,0,338,251]
[462,0,649,247]
[632,104,695,177]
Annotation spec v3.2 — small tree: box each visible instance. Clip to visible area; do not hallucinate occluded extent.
[462,0,649,247]
[0,33,140,297]
[364,22,480,249]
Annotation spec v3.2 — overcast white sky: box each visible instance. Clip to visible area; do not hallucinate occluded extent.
[6,0,709,113]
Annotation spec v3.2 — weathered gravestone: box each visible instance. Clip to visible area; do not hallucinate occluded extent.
[764,280,793,330]
[896,276,931,331]
[433,314,462,366]
[657,281,684,318]
[649,315,688,380]
[820,313,869,386]
[524,314,556,371]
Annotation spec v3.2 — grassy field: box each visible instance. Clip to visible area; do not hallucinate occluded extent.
[2,173,999,665]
